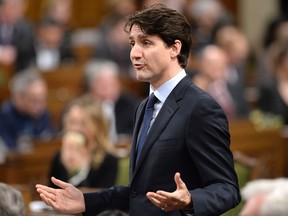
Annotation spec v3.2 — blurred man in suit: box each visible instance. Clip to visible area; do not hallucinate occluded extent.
[0,0,34,72]
[0,68,54,151]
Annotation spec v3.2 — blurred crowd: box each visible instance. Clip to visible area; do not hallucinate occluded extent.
[0,0,288,213]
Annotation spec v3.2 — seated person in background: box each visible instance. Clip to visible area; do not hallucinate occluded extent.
[48,95,118,189]
[258,45,288,125]
[215,25,250,118]
[0,0,34,72]
[32,17,74,71]
[84,59,139,144]
[0,69,54,151]
[239,178,288,216]
[0,182,25,216]
[93,14,133,76]
[40,0,72,28]
[58,130,91,186]
[192,45,237,119]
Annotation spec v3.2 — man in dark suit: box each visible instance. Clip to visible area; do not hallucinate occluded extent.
[36,4,240,216]
[0,0,34,72]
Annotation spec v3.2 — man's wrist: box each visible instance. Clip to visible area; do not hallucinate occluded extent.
[181,193,194,214]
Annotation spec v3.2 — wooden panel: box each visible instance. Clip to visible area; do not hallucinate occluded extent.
[230,119,285,179]
[41,64,85,127]
[0,64,13,103]
[25,0,108,28]
[220,0,238,18]
[70,0,107,29]
[0,139,61,199]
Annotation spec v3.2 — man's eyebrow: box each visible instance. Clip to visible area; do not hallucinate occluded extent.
[129,34,149,40]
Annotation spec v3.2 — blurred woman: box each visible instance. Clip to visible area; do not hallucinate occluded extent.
[48,95,118,189]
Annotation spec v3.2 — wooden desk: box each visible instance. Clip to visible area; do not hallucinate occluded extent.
[229,119,285,179]
[0,139,61,200]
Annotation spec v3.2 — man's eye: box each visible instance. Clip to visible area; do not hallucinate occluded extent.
[144,41,151,46]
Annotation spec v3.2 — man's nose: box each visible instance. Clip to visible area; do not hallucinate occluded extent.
[130,44,142,60]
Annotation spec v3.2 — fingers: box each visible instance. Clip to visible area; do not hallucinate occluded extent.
[39,193,54,206]
[174,172,186,190]
[36,184,56,194]
[147,192,178,212]
[36,187,56,202]
[147,192,170,212]
[147,172,192,212]
[146,192,164,206]
[51,177,70,189]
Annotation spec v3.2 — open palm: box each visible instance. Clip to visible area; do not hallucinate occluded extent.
[36,177,85,214]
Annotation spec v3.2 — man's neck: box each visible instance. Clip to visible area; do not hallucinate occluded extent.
[151,64,183,90]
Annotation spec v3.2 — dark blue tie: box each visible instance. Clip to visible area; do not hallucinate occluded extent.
[136,93,158,164]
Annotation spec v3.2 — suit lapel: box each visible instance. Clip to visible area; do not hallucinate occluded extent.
[130,76,191,182]
[130,99,147,174]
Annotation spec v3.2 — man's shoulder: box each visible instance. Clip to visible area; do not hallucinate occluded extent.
[0,101,13,116]
[181,79,215,102]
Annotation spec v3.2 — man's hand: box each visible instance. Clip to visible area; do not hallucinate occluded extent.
[146,172,192,212]
[36,177,85,214]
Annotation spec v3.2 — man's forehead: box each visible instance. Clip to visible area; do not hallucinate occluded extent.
[129,25,148,38]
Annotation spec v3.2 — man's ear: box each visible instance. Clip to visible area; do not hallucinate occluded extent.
[170,40,182,59]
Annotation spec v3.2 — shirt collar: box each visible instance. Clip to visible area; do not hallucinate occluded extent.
[149,69,186,103]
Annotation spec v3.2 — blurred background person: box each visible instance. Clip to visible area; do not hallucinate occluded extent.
[84,59,139,145]
[0,0,34,72]
[239,178,288,216]
[215,25,251,118]
[32,17,74,71]
[93,14,133,76]
[256,16,288,91]
[0,68,54,152]
[48,95,118,189]
[192,45,237,119]
[0,182,25,216]
[257,45,288,126]
[188,0,233,54]
[40,0,72,28]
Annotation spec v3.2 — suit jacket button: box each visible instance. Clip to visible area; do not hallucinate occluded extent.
[131,191,137,198]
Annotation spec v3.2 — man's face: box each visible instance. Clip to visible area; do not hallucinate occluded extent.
[91,71,120,102]
[0,0,25,24]
[129,25,173,89]
[19,80,48,118]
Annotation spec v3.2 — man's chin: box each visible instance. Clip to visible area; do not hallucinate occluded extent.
[135,73,150,83]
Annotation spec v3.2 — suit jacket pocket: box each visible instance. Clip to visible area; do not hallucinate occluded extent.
[154,139,177,148]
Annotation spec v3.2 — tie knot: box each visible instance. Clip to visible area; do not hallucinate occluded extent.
[147,93,158,109]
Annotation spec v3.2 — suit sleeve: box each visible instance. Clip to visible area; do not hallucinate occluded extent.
[83,185,130,216]
[187,97,241,215]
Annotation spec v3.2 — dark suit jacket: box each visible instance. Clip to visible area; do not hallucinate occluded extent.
[83,76,240,216]
[258,77,288,125]
[10,19,34,72]
[115,93,139,136]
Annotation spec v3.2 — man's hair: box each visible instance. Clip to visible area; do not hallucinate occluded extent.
[84,59,119,90]
[125,4,192,68]
[0,183,25,216]
[9,68,44,95]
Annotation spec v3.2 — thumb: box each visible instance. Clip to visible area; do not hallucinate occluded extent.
[51,177,70,189]
[174,172,186,190]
